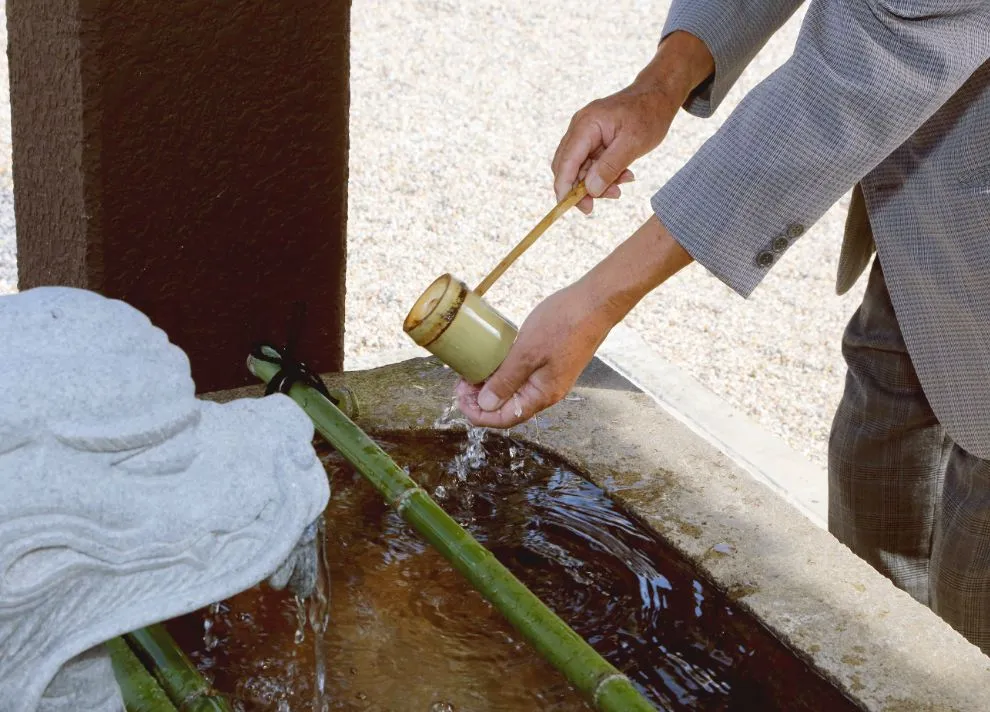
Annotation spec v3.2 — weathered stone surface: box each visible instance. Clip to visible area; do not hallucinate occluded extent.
[0,287,329,711]
[37,647,121,712]
[213,355,990,712]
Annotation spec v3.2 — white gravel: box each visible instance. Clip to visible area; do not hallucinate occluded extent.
[0,1,868,468]
[345,0,866,468]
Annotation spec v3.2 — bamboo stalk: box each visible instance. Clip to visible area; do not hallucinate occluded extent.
[107,637,179,712]
[248,353,656,712]
[124,624,233,712]
[474,182,587,296]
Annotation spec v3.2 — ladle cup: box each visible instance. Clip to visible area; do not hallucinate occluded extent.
[403,183,587,384]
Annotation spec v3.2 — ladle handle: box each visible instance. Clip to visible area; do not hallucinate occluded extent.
[474,182,588,297]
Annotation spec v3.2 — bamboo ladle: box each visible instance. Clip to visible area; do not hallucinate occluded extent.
[475,181,588,296]
[403,182,588,384]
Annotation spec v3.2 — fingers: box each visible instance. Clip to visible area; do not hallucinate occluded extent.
[585,135,637,198]
[553,120,638,215]
[477,348,543,413]
[553,120,601,202]
[454,345,552,429]
[574,169,633,214]
[457,378,549,429]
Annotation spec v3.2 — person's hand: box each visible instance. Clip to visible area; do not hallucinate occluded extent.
[552,31,716,214]
[456,215,695,429]
[456,282,614,429]
[553,84,676,215]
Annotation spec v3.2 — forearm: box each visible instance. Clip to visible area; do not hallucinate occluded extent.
[577,216,693,325]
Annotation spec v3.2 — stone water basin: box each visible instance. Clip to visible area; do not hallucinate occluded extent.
[194,357,990,711]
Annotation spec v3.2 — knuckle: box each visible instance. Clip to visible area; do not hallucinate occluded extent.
[575,100,603,124]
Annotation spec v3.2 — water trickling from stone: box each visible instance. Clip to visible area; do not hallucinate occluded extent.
[292,595,307,645]
[203,602,222,652]
[290,518,332,711]
[308,515,332,712]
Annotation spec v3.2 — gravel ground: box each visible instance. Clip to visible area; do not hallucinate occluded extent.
[0,1,868,468]
[345,0,866,468]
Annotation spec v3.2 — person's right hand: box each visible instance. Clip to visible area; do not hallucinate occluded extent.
[552,83,679,214]
[552,31,715,214]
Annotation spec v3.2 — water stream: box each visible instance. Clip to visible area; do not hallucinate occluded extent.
[293,516,332,712]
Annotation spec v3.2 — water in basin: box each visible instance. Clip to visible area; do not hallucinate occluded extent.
[167,433,857,711]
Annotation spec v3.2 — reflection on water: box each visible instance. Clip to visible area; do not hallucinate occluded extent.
[168,434,856,712]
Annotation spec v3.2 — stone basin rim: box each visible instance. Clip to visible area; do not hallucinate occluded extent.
[207,355,990,712]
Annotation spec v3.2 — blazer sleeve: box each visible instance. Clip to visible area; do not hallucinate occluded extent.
[662,1,806,117]
[652,0,990,298]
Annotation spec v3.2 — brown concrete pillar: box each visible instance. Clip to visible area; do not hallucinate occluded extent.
[9,0,350,392]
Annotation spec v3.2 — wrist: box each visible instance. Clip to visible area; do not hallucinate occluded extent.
[576,215,693,326]
[634,30,715,108]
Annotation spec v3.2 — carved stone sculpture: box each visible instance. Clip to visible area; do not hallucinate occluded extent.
[0,287,330,712]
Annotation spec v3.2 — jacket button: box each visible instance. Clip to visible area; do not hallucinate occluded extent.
[772,235,790,252]
[787,223,805,238]
[756,250,775,267]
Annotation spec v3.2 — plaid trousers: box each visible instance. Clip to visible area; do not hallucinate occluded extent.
[829,256,990,655]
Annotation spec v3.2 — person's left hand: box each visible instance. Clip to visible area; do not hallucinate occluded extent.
[456,283,615,428]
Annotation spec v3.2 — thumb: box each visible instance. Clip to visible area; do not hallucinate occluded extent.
[585,136,636,197]
[477,350,539,412]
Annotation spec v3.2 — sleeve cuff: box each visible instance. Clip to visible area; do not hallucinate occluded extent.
[660,2,802,117]
[660,16,747,118]
[650,160,810,300]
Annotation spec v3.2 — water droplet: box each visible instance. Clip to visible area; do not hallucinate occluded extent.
[203,601,221,651]
[293,595,306,644]
[512,394,523,418]
[433,398,461,428]
[430,703,455,712]
[712,542,736,555]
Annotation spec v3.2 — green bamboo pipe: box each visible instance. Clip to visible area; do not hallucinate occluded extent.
[107,637,178,712]
[124,624,232,712]
[249,352,656,712]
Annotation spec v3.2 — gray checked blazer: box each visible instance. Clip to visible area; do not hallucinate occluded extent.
[651,0,990,459]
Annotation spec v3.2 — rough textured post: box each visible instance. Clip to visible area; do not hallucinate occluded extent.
[8,0,350,392]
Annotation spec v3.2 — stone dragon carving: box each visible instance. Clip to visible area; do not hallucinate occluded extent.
[0,287,330,711]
